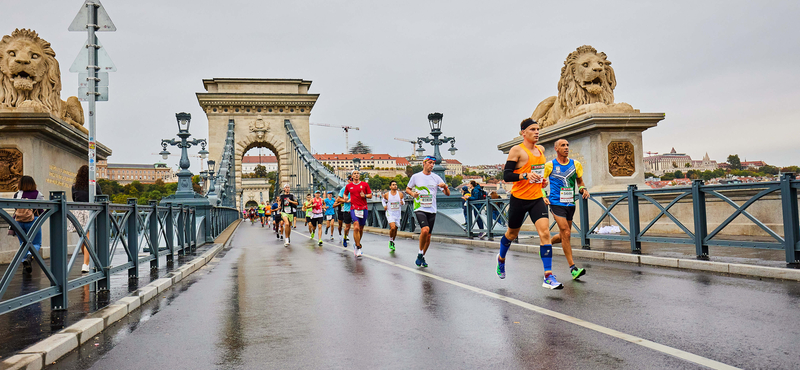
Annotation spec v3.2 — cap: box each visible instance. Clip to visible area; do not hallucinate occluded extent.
[314,190,321,193]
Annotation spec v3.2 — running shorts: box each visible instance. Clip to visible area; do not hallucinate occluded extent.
[507,196,549,229]
[281,213,295,222]
[310,217,323,227]
[414,211,436,232]
[549,204,576,221]
[386,212,401,225]
[339,210,352,224]
[350,209,368,226]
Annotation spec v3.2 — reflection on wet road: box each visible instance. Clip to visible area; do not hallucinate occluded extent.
[49,223,800,369]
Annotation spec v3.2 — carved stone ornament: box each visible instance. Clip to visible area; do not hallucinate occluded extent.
[608,141,635,177]
[0,148,23,191]
[249,116,269,140]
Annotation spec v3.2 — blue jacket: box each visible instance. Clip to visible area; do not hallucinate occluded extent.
[468,185,485,201]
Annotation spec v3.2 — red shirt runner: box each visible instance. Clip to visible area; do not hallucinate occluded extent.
[344,182,371,210]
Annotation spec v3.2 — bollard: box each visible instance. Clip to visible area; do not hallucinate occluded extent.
[780,173,799,267]
[691,180,709,260]
[627,185,641,254]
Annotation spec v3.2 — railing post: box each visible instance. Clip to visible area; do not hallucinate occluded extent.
[191,207,197,250]
[691,180,710,260]
[177,205,185,256]
[627,185,641,254]
[184,206,192,253]
[148,200,159,270]
[165,202,174,265]
[780,173,800,267]
[466,199,474,238]
[579,194,591,250]
[95,195,111,293]
[486,197,494,241]
[49,191,68,311]
[126,198,139,279]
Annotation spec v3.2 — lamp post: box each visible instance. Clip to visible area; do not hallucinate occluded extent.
[160,112,209,204]
[207,160,217,199]
[416,112,457,180]
[353,157,361,171]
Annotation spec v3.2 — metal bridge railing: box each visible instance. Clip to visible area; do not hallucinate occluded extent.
[0,192,240,316]
[365,199,418,233]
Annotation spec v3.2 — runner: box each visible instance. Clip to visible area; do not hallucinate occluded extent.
[405,156,450,267]
[335,176,353,247]
[311,190,325,246]
[324,191,336,240]
[497,118,562,289]
[544,138,590,281]
[272,197,283,238]
[381,180,404,252]
[302,194,313,233]
[257,201,267,227]
[279,184,298,246]
[344,170,372,257]
[248,207,257,224]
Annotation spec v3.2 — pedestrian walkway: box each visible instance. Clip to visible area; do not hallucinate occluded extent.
[43,223,800,369]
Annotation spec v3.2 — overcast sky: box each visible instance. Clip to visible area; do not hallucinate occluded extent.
[9,0,800,170]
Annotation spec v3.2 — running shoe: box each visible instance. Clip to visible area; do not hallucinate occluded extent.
[318,240,323,246]
[81,264,90,273]
[356,247,363,258]
[478,232,486,239]
[22,257,32,274]
[284,239,289,247]
[420,256,428,268]
[310,231,315,239]
[497,256,505,279]
[571,267,586,280]
[542,274,564,290]
[415,254,423,267]
[330,234,334,240]
[389,241,395,252]
[343,238,348,248]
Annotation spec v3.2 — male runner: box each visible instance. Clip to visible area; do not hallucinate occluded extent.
[406,156,450,267]
[324,191,336,240]
[310,190,325,246]
[257,201,267,227]
[279,184,298,246]
[302,194,313,231]
[382,180,404,251]
[544,139,590,280]
[248,207,257,223]
[335,176,353,247]
[344,170,372,257]
[271,197,282,238]
[497,118,563,289]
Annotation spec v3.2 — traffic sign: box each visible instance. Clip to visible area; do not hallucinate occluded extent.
[68,0,116,32]
[69,37,116,72]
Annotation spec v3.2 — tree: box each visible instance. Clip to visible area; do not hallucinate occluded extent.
[758,165,779,175]
[661,173,675,181]
[252,164,268,178]
[727,154,742,170]
[645,172,656,178]
[447,175,463,188]
[685,162,692,168]
[349,141,372,154]
[781,166,800,173]
[322,162,334,173]
[368,176,383,190]
[674,170,684,179]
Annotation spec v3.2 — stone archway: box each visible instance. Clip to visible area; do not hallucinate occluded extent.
[236,136,286,206]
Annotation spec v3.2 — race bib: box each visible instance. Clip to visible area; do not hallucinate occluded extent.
[389,201,401,211]
[420,193,433,208]
[354,210,364,218]
[559,187,575,204]
[530,164,545,184]
[326,215,333,220]
[283,206,292,213]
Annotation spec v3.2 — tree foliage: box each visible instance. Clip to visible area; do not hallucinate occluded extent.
[727,154,742,170]
[98,179,178,205]
[349,141,372,154]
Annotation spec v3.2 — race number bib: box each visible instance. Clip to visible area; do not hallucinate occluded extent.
[283,206,292,213]
[530,164,545,184]
[420,193,433,208]
[389,201,401,211]
[559,187,575,204]
[354,210,364,218]
[326,215,333,220]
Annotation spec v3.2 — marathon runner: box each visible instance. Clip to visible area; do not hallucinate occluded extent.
[310,190,325,246]
[382,180,404,252]
[248,207,257,224]
[344,170,372,257]
[302,194,313,232]
[279,184,298,246]
[271,197,282,238]
[544,138,589,281]
[257,201,267,227]
[335,176,353,247]
[324,191,336,240]
[497,118,562,289]
[405,156,450,267]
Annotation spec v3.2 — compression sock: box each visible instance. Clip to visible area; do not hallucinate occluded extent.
[499,235,512,260]
[540,245,553,273]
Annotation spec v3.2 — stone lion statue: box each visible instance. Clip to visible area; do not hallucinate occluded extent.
[532,45,636,128]
[0,29,86,133]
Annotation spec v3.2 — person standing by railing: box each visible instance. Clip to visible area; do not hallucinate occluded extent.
[489,191,505,226]
[70,165,102,273]
[406,156,450,268]
[382,180,404,252]
[466,180,487,239]
[10,175,44,274]
[543,139,590,281]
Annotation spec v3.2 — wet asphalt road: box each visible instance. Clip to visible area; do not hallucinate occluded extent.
[49,221,800,369]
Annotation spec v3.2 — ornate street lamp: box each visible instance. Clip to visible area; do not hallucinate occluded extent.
[160,112,209,204]
[353,157,361,171]
[416,112,457,179]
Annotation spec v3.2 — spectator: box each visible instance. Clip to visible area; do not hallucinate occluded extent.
[466,181,486,239]
[490,191,505,226]
[11,175,44,274]
[70,165,103,273]
[461,186,470,226]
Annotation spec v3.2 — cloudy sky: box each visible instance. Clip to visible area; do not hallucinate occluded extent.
[9,0,800,169]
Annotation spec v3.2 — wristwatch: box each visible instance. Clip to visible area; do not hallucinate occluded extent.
[522,173,528,180]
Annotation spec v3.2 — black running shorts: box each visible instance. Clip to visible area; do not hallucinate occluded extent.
[415,211,437,232]
[310,217,323,227]
[549,204,576,221]
[507,196,549,229]
[339,210,352,224]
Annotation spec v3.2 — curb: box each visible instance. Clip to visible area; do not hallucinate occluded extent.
[0,220,241,370]
[362,227,800,282]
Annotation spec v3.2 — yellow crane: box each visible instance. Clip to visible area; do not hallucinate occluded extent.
[394,137,418,160]
[309,123,361,152]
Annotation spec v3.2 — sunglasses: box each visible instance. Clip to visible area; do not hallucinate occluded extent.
[423,156,436,162]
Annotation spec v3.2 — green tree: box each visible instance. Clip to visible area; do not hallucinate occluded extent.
[674,170,684,179]
[781,166,800,173]
[645,172,656,178]
[661,173,675,181]
[758,165,779,175]
[727,154,742,170]
[253,164,268,178]
[368,176,384,190]
[322,163,334,173]
[447,175,463,188]
[685,162,692,168]
[349,141,372,154]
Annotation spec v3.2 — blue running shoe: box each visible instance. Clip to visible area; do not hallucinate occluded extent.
[343,238,348,248]
[420,255,428,268]
[542,274,563,290]
[415,253,423,267]
[497,255,505,279]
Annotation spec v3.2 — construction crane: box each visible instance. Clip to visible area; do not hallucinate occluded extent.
[309,123,361,152]
[394,137,418,159]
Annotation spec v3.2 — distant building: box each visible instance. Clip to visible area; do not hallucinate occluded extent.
[464,164,502,176]
[443,159,463,176]
[97,160,176,185]
[242,155,278,174]
[315,153,406,178]
[741,161,768,169]
[643,148,718,175]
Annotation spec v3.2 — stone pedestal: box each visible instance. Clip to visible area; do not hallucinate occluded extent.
[0,111,112,263]
[498,113,664,192]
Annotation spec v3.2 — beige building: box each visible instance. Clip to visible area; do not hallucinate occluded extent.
[643,148,718,176]
[443,159,463,176]
[242,154,279,174]
[98,160,176,184]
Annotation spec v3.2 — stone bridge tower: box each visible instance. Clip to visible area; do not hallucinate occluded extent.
[197,78,317,206]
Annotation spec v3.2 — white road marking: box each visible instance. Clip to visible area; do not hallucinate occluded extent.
[293,231,740,370]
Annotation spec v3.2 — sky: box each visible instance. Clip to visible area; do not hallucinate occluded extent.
[7,0,800,170]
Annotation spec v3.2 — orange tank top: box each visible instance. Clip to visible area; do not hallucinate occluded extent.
[511,144,546,200]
